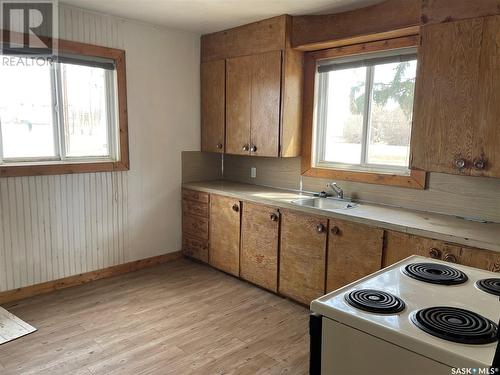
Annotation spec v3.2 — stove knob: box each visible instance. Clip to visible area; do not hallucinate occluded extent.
[428,248,442,259]
[443,253,458,263]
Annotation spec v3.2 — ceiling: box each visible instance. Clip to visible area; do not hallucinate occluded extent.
[61,0,384,34]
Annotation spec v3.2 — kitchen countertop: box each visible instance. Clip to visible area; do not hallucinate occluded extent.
[182,180,500,253]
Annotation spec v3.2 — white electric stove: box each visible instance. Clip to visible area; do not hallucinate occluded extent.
[309,256,500,375]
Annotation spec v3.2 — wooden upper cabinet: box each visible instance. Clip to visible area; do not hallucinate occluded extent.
[240,202,280,292]
[411,15,500,177]
[249,51,282,157]
[471,15,500,178]
[226,51,281,157]
[279,209,327,305]
[201,15,303,158]
[226,55,253,155]
[327,219,383,292]
[201,60,225,153]
[209,194,241,276]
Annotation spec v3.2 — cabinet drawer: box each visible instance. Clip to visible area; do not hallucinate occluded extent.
[182,199,209,218]
[182,189,209,203]
[183,236,209,263]
[182,215,209,240]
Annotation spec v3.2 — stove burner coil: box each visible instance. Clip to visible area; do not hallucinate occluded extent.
[403,263,468,285]
[476,278,500,297]
[345,289,405,314]
[411,307,498,345]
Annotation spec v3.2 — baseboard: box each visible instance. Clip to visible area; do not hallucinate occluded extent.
[0,251,183,305]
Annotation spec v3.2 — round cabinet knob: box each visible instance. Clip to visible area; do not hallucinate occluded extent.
[330,226,340,235]
[242,145,249,152]
[216,143,223,149]
[454,158,466,170]
[428,248,442,259]
[232,204,240,212]
[473,158,486,170]
[443,253,458,263]
[316,224,325,233]
[270,213,279,222]
[250,145,257,153]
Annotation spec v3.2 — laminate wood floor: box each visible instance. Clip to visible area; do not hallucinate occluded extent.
[0,259,309,374]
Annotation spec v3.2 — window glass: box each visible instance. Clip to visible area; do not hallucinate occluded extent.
[323,67,366,165]
[314,48,417,173]
[0,59,56,158]
[367,60,417,167]
[61,63,110,157]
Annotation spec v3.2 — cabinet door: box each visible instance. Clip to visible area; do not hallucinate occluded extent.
[201,60,225,153]
[226,55,252,155]
[250,50,281,157]
[471,15,500,177]
[327,219,383,292]
[383,231,464,267]
[460,246,500,273]
[240,202,279,292]
[411,18,483,175]
[209,195,241,276]
[279,210,327,305]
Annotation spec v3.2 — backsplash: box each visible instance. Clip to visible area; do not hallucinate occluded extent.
[182,152,500,223]
[225,155,500,223]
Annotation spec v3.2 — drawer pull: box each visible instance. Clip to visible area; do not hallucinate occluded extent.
[443,253,458,263]
[232,204,240,212]
[316,224,325,233]
[270,213,279,222]
[454,158,466,170]
[429,248,442,259]
[330,226,340,235]
[473,158,486,170]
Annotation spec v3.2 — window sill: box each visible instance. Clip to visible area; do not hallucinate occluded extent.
[0,160,129,178]
[301,164,426,189]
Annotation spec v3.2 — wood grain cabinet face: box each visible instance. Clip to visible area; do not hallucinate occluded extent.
[201,60,226,153]
[383,231,500,274]
[209,194,241,276]
[240,202,280,292]
[279,209,327,305]
[327,220,383,292]
[383,231,450,267]
[226,51,282,157]
[182,189,210,263]
[412,16,500,177]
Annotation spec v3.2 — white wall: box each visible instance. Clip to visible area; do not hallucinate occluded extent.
[0,6,200,292]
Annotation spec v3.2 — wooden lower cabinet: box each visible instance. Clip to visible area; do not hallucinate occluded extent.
[182,189,209,263]
[383,230,500,273]
[209,194,241,276]
[327,219,384,292]
[240,202,280,292]
[279,209,327,305]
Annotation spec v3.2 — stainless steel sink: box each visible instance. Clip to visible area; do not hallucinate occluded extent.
[291,197,357,211]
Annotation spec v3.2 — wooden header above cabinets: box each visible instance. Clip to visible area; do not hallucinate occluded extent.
[201,15,290,63]
[291,0,421,51]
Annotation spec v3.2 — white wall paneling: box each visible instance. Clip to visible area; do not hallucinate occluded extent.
[0,6,200,293]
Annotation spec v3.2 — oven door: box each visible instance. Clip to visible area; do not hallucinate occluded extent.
[316,316,452,375]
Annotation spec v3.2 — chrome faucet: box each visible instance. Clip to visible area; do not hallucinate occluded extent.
[327,182,344,199]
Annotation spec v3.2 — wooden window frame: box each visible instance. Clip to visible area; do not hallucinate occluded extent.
[0,32,129,177]
[301,35,426,189]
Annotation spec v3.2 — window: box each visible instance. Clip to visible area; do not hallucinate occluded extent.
[0,39,128,177]
[313,47,418,174]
